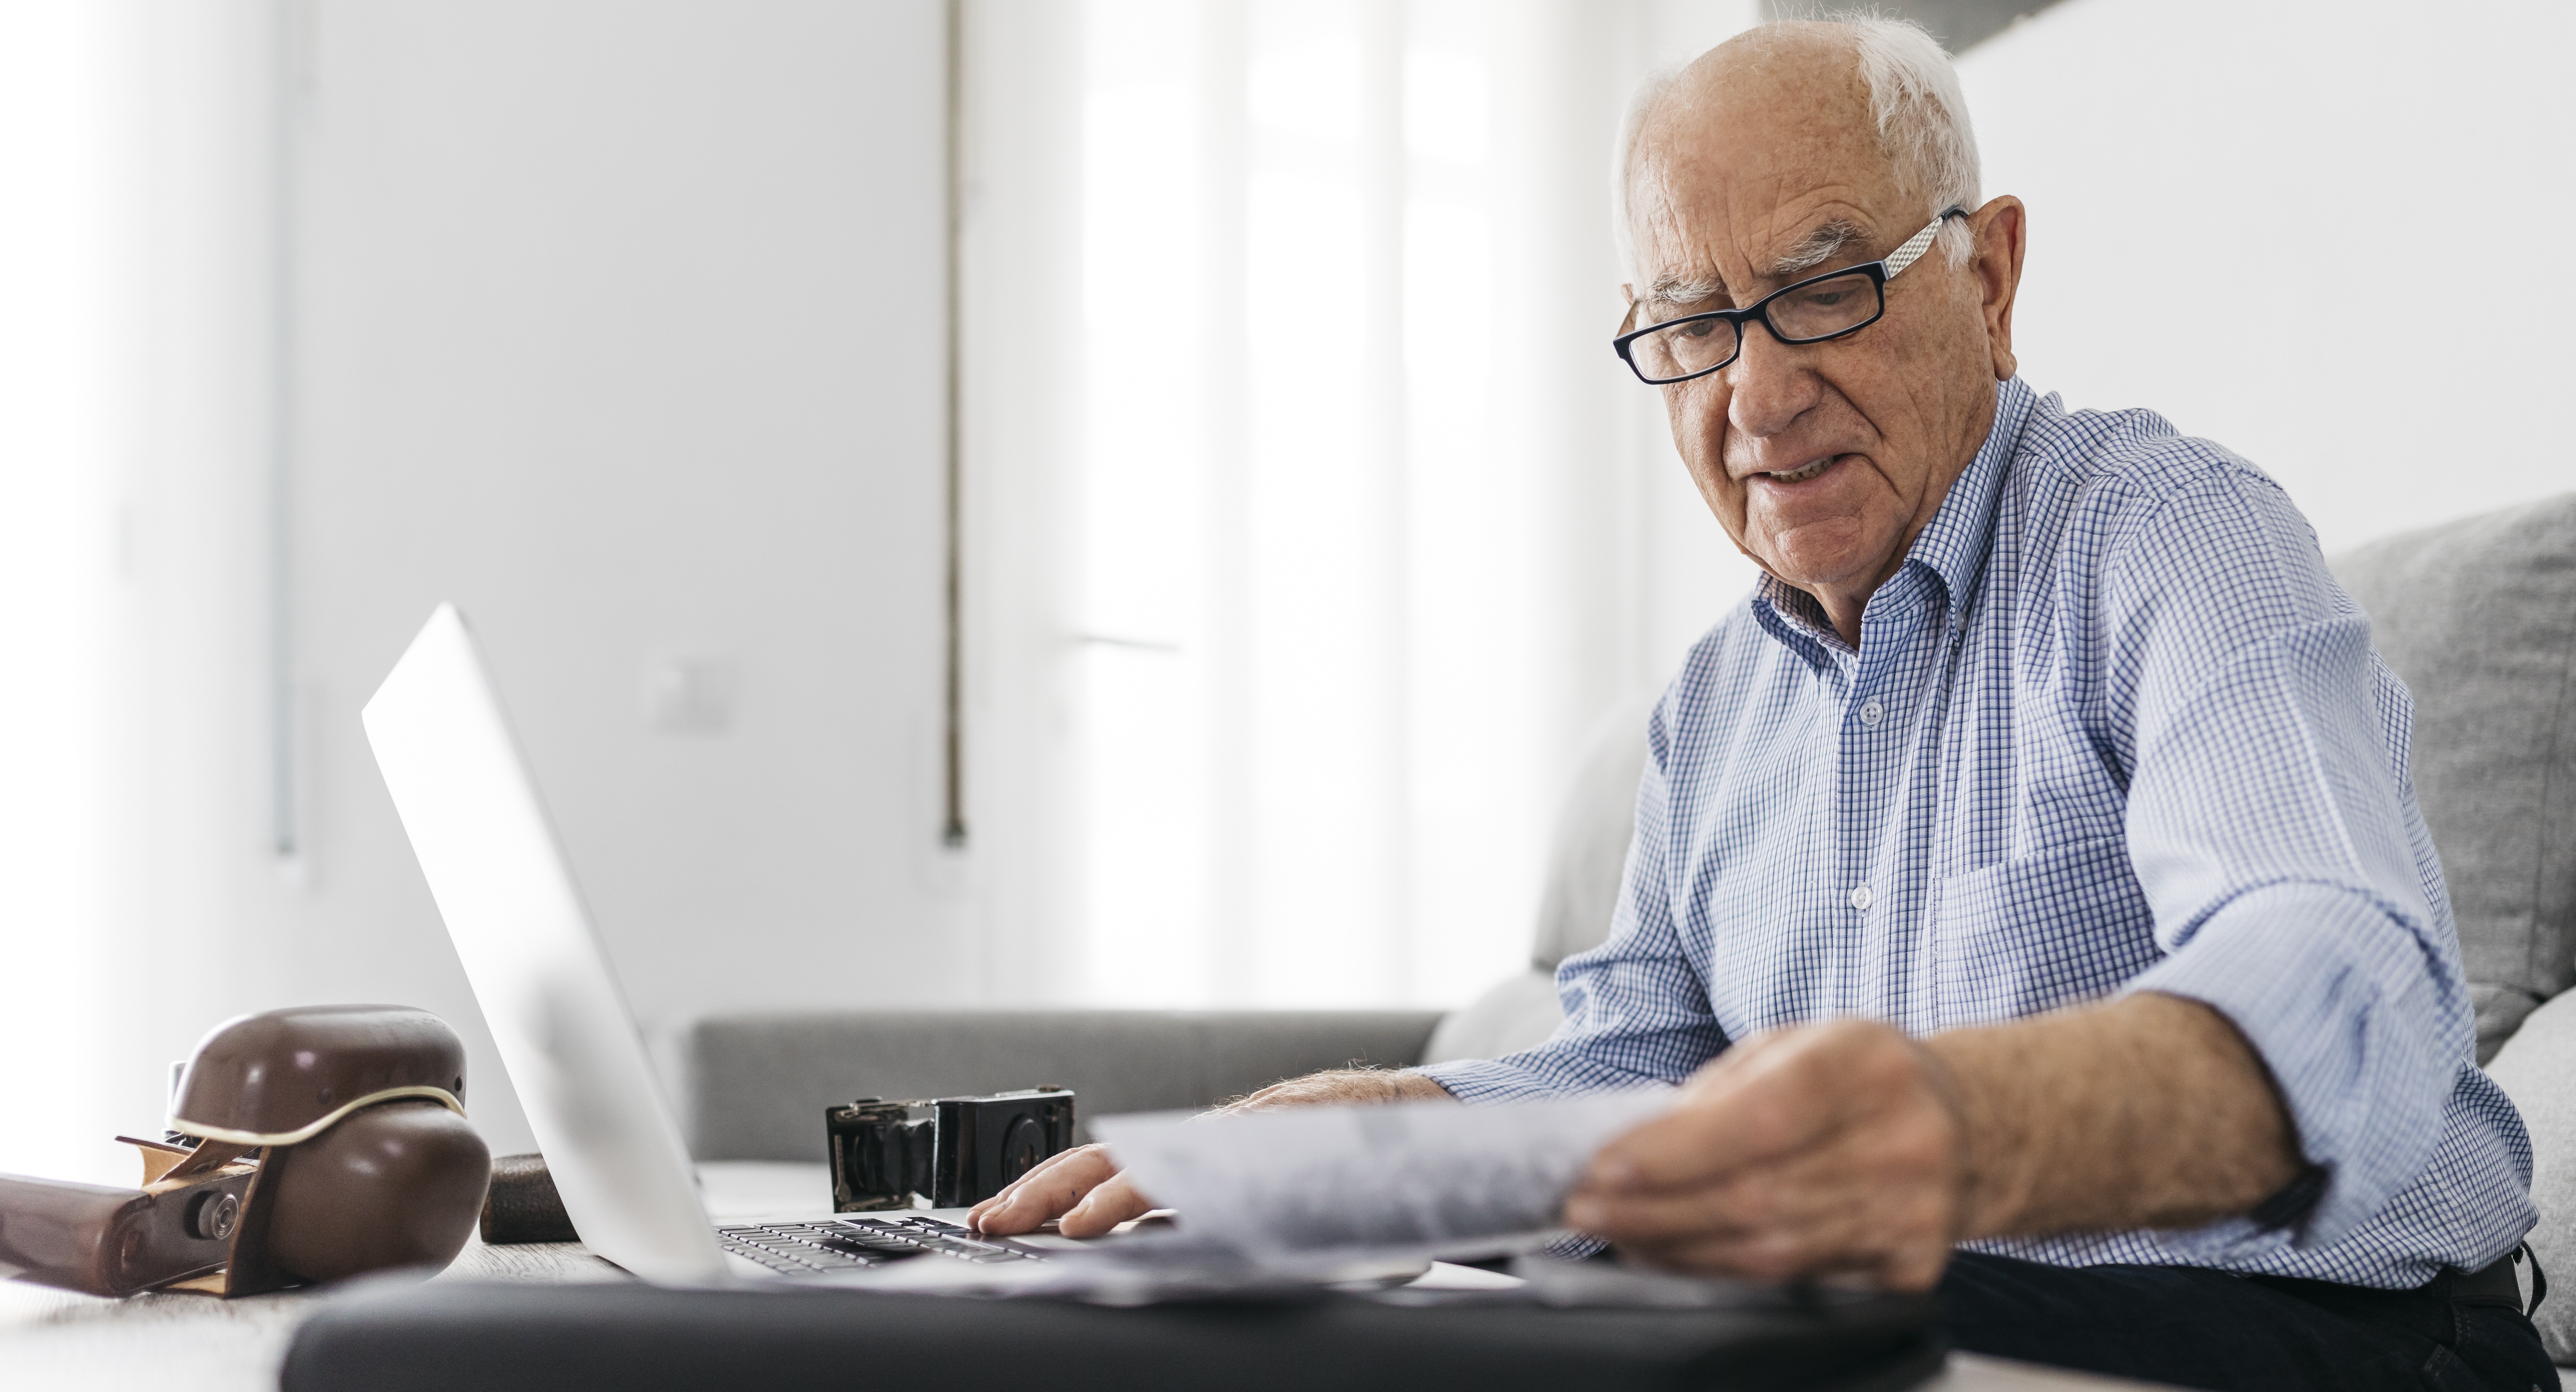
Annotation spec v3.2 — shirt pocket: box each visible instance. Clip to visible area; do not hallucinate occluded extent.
[1931,833,2163,1027]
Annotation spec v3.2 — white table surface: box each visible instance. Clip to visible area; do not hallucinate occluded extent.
[0,1162,2169,1392]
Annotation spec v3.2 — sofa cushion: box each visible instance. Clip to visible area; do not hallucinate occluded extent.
[2329,493,2576,1060]
[1530,697,1654,971]
[1431,698,1654,1070]
[2480,988,2576,1359]
[1422,968,1564,1065]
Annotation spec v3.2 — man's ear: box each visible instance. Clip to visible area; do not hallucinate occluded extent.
[1969,196,2027,381]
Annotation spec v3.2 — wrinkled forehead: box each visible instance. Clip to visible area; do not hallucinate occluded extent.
[1626,50,1911,303]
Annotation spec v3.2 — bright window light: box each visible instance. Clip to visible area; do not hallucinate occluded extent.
[1069,0,1542,1009]
[0,0,131,1182]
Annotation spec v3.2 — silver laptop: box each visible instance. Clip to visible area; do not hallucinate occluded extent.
[362,603,1051,1286]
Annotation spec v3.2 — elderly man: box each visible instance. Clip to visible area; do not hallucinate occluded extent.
[975,18,2552,1389]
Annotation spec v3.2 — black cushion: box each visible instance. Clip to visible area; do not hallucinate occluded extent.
[280,1278,1943,1392]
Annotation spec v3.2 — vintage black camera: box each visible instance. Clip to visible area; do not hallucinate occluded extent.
[825,1087,1076,1212]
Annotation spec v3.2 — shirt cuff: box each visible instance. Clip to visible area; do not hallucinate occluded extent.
[2124,880,2460,1249]
[1410,1057,1576,1106]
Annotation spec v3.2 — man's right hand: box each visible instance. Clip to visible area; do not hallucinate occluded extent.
[965,1143,1150,1237]
[965,1068,1452,1237]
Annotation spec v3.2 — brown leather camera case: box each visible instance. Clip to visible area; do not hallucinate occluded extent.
[0,1005,493,1298]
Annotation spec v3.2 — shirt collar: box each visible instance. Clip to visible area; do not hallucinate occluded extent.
[1902,374,2030,627]
[1748,376,2034,657]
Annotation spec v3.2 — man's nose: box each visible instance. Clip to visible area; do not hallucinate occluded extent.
[1723,318,1820,442]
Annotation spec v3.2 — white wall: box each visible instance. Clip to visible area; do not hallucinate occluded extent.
[1959,0,2576,552]
[956,0,1086,1003]
[0,0,173,1183]
[273,0,961,1157]
[0,0,288,1185]
[0,0,963,1180]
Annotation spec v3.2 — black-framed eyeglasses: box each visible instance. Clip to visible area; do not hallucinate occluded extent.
[1612,207,1968,385]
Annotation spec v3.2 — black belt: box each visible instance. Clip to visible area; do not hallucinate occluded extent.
[2246,1244,2545,1351]
[2454,1247,2540,1312]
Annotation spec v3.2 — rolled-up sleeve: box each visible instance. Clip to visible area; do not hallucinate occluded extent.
[1418,699,1731,1104]
[2103,465,2472,1248]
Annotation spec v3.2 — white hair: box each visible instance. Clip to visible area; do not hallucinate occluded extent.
[1613,14,1983,281]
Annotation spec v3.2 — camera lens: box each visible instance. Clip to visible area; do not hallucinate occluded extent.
[996,1114,1049,1185]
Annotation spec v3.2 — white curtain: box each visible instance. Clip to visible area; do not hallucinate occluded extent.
[0,0,276,1184]
[961,0,1760,1010]
[0,0,130,1182]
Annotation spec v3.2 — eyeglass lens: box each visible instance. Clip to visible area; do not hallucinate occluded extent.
[1627,269,1883,382]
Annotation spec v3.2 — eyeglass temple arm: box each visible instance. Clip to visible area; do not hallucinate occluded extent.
[1882,207,1969,277]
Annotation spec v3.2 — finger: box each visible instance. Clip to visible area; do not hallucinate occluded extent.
[967,1145,1096,1229]
[1564,1158,1851,1243]
[969,1145,1121,1234]
[1597,1153,1958,1287]
[1584,1065,1838,1196]
[1567,1127,1911,1252]
[1057,1170,1157,1239]
[1617,1215,1950,1292]
[1872,1238,1952,1294]
[986,1144,1115,1215]
[1571,1129,1925,1242]
[1611,1193,1891,1283]
[1618,1228,1819,1283]
[1587,1023,1924,1195]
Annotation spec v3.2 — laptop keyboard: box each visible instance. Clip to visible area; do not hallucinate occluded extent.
[715,1215,1047,1277]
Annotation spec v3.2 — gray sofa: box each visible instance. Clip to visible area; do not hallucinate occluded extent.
[2354,494,2576,1356]
[679,491,2576,1346]
[683,1010,1444,1155]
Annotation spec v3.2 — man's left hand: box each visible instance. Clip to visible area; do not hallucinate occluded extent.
[1561,1019,1968,1292]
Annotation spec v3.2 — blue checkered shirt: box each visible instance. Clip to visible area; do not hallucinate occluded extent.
[1422,376,2535,1288]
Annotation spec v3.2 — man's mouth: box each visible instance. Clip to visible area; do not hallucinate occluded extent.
[1761,455,1839,484]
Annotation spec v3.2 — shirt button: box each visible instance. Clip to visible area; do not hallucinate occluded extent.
[1849,883,1873,911]
[1858,699,1884,727]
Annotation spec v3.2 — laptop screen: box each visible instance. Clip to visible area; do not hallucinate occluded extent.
[363,603,728,1285]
